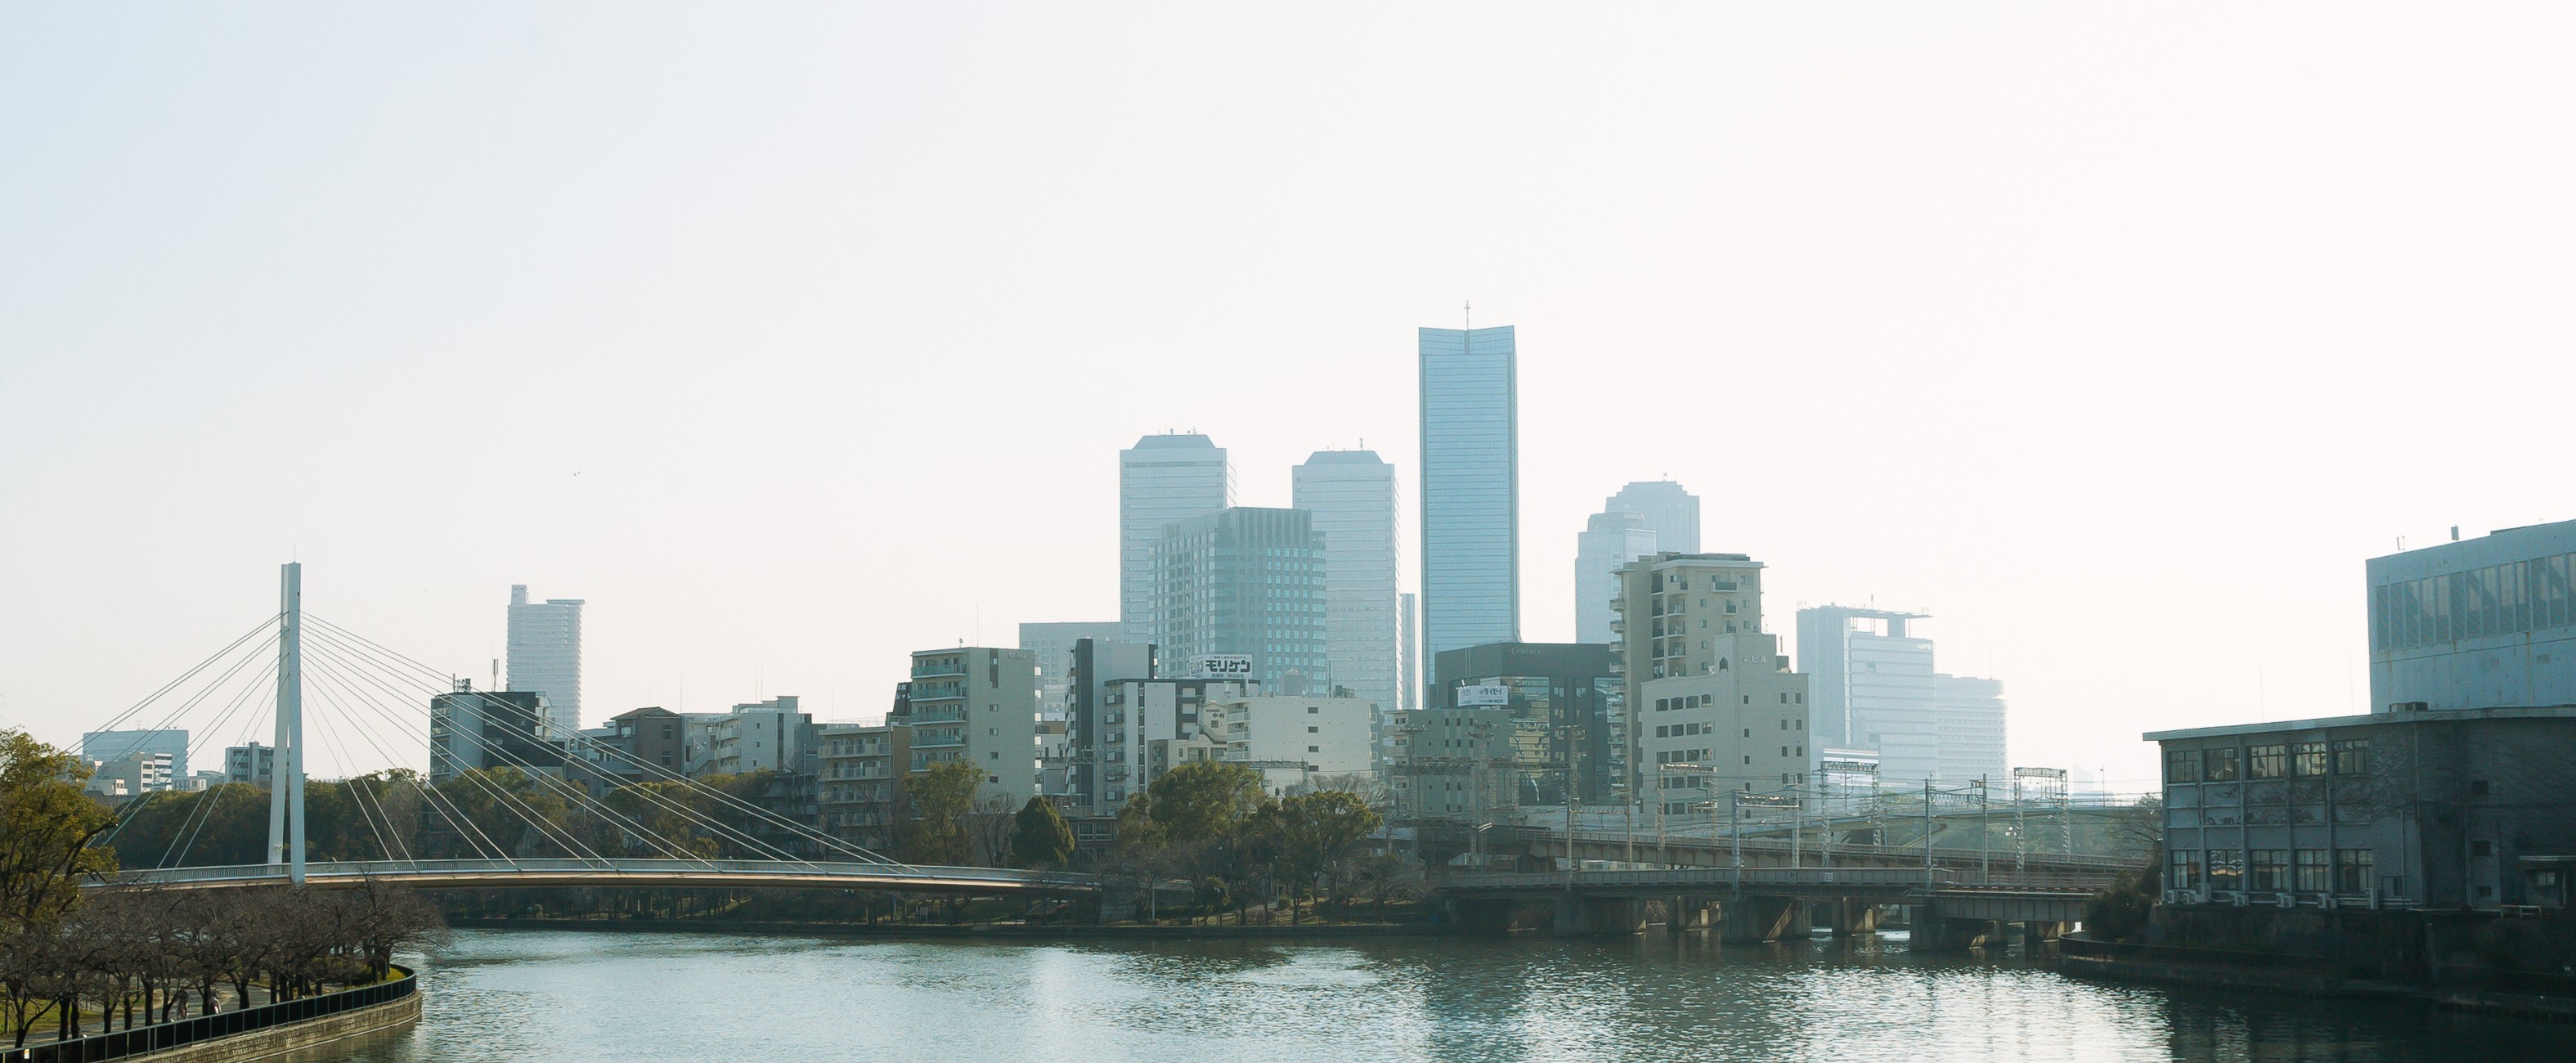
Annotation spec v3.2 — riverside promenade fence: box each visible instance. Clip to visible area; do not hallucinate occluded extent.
[16,967,417,1063]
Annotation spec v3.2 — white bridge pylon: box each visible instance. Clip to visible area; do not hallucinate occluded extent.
[266,562,306,883]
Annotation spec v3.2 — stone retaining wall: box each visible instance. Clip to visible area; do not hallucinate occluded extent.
[121,992,420,1063]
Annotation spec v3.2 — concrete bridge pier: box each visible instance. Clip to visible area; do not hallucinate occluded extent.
[1914,915,2005,951]
[1554,895,1648,937]
[2020,920,2069,951]
[1666,896,1717,935]
[1827,898,1880,937]
[1717,897,1800,944]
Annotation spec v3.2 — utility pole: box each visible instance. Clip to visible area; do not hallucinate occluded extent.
[1729,789,1742,898]
[266,562,306,885]
[1790,784,1802,869]
[1922,779,1935,890]
[1978,775,1990,885]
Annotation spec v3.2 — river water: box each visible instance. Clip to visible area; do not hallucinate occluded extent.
[294,929,2559,1062]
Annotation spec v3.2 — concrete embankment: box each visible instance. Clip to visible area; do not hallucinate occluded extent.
[2058,935,2576,1024]
[445,915,1448,940]
[115,993,420,1062]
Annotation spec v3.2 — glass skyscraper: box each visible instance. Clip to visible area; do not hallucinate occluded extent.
[1150,507,1327,690]
[1418,325,1519,657]
[1120,433,1234,641]
[1293,450,1402,711]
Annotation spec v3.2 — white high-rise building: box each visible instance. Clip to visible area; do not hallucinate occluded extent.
[1797,605,2014,788]
[506,585,584,735]
[1575,509,1657,644]
[1934,673,2008,783]
[1120,434,1233,641]
[1293,450,1402,714]
[1604,480,1701,554]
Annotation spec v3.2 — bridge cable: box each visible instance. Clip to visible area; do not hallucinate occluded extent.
[299,650,519,863]
[154,657,280,868]
[303,688,399,863]
[83,613,281,739]
[304,616,889,867]
[299,633,717,866]
[95,630,284,854]
[301,647,590,863]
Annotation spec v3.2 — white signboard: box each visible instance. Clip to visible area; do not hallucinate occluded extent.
[1454,684,1511,707]
[1188,654,1256,679]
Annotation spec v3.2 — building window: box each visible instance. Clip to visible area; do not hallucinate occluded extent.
[2291,742,2329,778]
[2165,750,2200,783]
[2203,747,2240,783]
[2335,850,2374,895]
[2171,850,2203,890]
[2248,743,2287,779]
[2250,849,2288,892]
[2295,850,2331,893]
[2209,849,2243,892]
[2331,739,2371,775]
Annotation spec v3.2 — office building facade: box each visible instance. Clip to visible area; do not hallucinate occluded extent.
[2367,518,2576,713]
[1934,673,2009,784]
[428,684,564,785]
[1065,638,1157,816]
[1018,621,1122,714]
[1150,507,1328,692]
[1797,606,1939,786]
[1418,325,1519,657]
[1429,641,1622,805]
[1605,480,1700,554]
[1575,509,1658,645]
[223,742,276,786]
[1613,553,1812,815]
[1120,433,1234,641]
[506,585,585,735]
[1293,450,1402,712]
[82,729,189,783]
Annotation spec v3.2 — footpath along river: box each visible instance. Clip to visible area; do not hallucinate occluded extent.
[288,928,2561,1062]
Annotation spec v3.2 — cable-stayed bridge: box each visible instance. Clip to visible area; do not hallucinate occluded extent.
[81,563,1097,899]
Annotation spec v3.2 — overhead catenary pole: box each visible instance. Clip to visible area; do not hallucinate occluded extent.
[1923,779,1935,889]
[267,562,307,884]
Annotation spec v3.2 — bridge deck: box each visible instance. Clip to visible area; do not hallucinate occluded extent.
[98,859,1102,895]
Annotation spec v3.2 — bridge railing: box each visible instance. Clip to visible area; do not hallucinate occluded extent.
[1444,867,1959,892]
[102,859,1100,891]
[1533,828,2145,872]
[20,966,415,1063]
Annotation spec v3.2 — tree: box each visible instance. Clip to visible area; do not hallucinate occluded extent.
[895,761,981,866]
[1246,791,1381,922]
[1008,797,1075,869]
[1145,761,1268,844]
[0,730,119,935]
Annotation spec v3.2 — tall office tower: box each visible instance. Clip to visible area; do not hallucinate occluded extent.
[1418,325,1519,657]
[506,585,585,735]
[1151,507,1327,692]
[1575,509,1658,644]
[1797,606,1940,786]
[2367,518,2576,712]
[1933,673,2008,783]
[1293,450,1402,712]
[1611,553,1811,814]
[1399,593,1419,711]
[1018,621,1122,714]
[1605,480,1701,554]
[82,729,190,781]
[1120,433,1234,641]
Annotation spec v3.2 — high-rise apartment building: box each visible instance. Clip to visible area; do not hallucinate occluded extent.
[1065,638,1157,815]
[1575,510,1658,645]
[1293,450,1402,712]
[1120,433,1233,641]
[1934,673,2009,783]
[2367,518,2576,712]
[506,585,584,735]
[891,647,1039,809]
[82,729,190,782]
[1612,553,1811,814]
[817,722,911,852]
[1150,507,1327,692]
[224,742,276,786]
[1018,621,1122,713]
[1418,325,1519,657]
[1605,480,1701,554]
[1091,675,1258,810]
[1796,606,1938,786]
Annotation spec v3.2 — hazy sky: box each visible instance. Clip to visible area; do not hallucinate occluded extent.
[5,4,2572,792]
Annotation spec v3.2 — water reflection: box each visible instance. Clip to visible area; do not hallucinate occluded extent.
[287,930,2558,1063]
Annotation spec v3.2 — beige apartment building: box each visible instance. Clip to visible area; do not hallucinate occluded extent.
[1612,552,1814,818]
[895,647,1040,810]
[818,723,911,853]
[1215,694,1374,795]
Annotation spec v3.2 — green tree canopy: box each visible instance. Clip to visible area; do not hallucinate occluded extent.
[1008,796,1075,869]
[1145,761,1269,844]
[0,729,119,936]
[1257,791,1383,891]
[897,761,983,865]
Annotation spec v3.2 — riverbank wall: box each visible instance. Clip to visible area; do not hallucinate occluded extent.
[119,993,421,1063]
[2059,933,2576,1024]
[444,915,1449,940]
